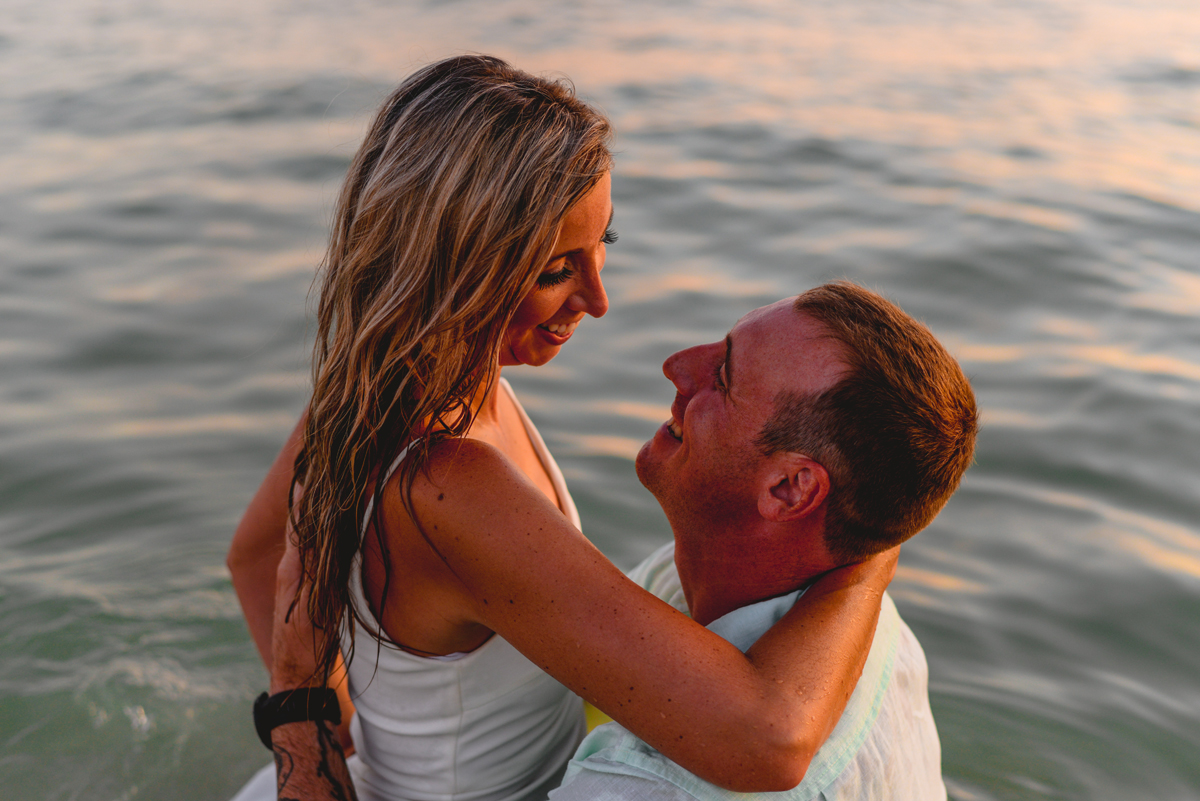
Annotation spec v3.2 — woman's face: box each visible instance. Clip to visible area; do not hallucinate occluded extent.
[501,172,613,367]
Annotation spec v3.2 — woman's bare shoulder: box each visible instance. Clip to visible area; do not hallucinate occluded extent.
[420,437,523,485]
[383,437,541,525]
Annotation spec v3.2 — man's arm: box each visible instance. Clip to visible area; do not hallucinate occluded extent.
[267,534,358,801]
[229,413,356,750]
[271,721,356,801]
[229,415,304,667]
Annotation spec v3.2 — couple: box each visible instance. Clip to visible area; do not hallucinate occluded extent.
[228,55,977,801]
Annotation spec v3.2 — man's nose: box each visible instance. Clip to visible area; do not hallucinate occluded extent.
[663,342,718,394]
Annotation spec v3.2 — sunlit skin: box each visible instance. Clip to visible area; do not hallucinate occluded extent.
[227,174,617,747]
[362,174,614,656]
[636,299,850,622]
[637,299,848,522]
[454,171,613,509]
[501,171,613,367]
[231,221,898,791]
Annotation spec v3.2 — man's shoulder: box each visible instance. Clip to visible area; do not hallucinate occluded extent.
[551,720,722,801]
[554,592,945,801]
[815,601,946,800]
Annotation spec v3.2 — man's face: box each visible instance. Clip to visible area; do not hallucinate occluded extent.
[635,299,849,523]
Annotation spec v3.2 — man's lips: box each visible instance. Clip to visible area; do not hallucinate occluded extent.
[666,395,686,441]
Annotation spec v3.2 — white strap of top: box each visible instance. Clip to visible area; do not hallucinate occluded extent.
[360,442,416,537]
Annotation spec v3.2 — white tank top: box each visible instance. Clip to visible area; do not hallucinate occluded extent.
[343,378,586,801]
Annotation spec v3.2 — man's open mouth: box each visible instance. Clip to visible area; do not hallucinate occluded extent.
[667,417,682,441]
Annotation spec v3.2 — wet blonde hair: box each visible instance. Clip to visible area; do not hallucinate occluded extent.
[292,55,612,678]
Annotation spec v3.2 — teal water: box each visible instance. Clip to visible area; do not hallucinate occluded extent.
[3,1,1199,798]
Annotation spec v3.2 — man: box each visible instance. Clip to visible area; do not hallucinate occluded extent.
[262,282,977,800]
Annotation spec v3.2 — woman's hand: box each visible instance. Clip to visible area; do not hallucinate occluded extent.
[743,546,900,761]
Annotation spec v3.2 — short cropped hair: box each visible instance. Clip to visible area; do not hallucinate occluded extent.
[755,282,978,562]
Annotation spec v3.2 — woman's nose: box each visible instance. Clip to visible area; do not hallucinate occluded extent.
[566,252,609,318]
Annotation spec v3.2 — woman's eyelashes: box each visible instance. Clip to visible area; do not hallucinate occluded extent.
[537,228,615,289]
[537,266,575,289]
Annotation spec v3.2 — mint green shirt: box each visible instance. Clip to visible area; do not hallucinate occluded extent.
[548,543,946,801]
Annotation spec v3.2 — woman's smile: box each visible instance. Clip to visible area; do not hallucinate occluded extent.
[502,172,613,367]
[538,319,581,338]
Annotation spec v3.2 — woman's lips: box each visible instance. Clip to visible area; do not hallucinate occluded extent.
[538,320,579,337]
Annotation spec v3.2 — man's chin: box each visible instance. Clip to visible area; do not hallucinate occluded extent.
[634,438,658,491]
[634,432,676,499]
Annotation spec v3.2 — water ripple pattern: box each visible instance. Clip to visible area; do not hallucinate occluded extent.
[1,1,1198,799]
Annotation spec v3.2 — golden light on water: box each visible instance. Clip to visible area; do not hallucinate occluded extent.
[1116,534,1200,582]
[5,2,1200,796]
[952,340,1200,386]
[559,434,645,461]
[103,412,297,439]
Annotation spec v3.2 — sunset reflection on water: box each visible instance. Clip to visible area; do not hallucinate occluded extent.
[2,1,1200,799]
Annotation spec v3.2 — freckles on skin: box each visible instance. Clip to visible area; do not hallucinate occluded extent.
[637,299,852,523]
[500,173,613,367]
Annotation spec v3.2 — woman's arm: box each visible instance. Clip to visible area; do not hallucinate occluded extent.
[406,440,895,793]
[226,413,356,750]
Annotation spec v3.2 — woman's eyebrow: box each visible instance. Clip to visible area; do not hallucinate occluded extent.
[547,209,614,261]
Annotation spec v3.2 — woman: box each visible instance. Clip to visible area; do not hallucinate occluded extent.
[228,55,892,801]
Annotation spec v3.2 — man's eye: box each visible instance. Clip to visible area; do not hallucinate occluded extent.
[602,227,619,245]
[713,363,727,392]
[537,266,575,289]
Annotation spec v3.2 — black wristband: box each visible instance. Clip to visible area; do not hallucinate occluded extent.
[253,688,342,750]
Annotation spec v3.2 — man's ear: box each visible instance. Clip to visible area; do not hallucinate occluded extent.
[757,455,829,522]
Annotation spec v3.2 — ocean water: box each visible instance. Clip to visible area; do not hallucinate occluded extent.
[2,0,1199,798]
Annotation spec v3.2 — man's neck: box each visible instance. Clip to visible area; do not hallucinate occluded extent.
[673,520,837,626]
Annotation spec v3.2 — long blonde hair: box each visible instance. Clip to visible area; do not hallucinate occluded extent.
[292,55,612,678]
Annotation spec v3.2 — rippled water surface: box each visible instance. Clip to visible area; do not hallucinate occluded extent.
[3,1,1199,799]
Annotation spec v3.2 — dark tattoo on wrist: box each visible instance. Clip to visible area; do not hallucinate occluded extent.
[274,746,295,799]
[272,720,357,801]
[314,719,354,801]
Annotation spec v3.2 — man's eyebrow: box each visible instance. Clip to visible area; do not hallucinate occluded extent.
[724,333,735,396]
